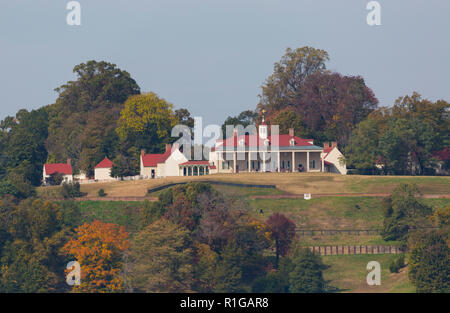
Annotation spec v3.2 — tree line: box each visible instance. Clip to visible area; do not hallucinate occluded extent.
[0,183,328,293]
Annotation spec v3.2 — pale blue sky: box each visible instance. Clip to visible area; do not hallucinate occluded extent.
[1,0,449,126]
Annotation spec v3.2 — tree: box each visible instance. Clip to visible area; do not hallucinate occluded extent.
[288,248,327,293]
[221,110,258,137]
[213,243,243,293]
[0,108,49,186]
[128,219,193,292]
[60,182,82,199]
[116,92,178,154]
[379,118,436,175]
[392,92,449,149]
[110,153,137,178]
[298,72,378,145]
[408,230,449,293]
[46,60,140,174]
[270,109,307,137]
[258,47,329,114]
[62,220,130,293]
[266,213,296,268]
[0,199,73,292]
[175,108,195,129]
[345,119,382,173]
[381,184,433,243]
[46,173,64,186]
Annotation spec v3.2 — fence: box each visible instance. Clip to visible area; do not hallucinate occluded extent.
[310,245,405,255]
[297,229,380,236]
[296,227,439,237]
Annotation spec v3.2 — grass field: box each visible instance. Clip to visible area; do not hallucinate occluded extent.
[37,173,450,198]
[322,254,415,293]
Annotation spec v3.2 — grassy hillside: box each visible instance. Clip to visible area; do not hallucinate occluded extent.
[323,254,415,293]
[57,183,449,293]
[38,173,450,198]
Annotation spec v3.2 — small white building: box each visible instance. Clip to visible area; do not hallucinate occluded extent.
[94,157,115,181]
[321,142,347,175]
[140,144,191,178]
[43,159,73,184]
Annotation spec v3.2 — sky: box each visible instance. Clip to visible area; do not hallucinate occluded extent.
[1,0,449,127]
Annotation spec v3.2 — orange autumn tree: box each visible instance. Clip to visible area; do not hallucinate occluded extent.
[62,220,130,292]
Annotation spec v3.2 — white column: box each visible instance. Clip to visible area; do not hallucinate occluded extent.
[248,151,251,172]
[277,151,281,172]
[263,152,266,172]
[321,154,325,172]
[306,151,310,172]
[292,151,295,172]
[233,151,237,173]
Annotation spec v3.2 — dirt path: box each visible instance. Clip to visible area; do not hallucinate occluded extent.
[250,193,450,199]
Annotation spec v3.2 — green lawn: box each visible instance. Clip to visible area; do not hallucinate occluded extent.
[77,200,146,233]
[322,254,415,293]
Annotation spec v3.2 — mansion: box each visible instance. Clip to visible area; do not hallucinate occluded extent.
[42,123,346,183]
[209,123,347,175]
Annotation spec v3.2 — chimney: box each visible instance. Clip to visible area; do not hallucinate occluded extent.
[289,128,294,137]
[165,144,171,152]
[141,149,146,156]
[323,142,330,149]
[331,141,338,148]
[67,158,71,166]
[233,128,238,137]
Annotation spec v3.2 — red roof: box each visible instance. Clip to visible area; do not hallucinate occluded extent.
[44,163,73,175]
[323,146,334,159]
[217,134,316,148]
[179,161,210,166]
[141,149,172,167]
[432,147,450,161]
[95,157,113,169]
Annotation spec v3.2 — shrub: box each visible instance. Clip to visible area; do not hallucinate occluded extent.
[389,254,405,273]
[61,182,82,199]
[97,189,107,197]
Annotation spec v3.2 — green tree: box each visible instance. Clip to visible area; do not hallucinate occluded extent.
[408,230,449,293]
[345,119,381,173]
[46,60,140,174]
[221,110,258,137]
[381,184,433,243]
[0,108,48,186]
[128,219,193,292]
[379,118,435,175]
[270,109,307,137]
[213,243,243,293]
[0,199,73,292]
[288,248,327,293]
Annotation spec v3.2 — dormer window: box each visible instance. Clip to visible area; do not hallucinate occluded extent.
[264,138,270,147]
[290,138,295,146]
[239,138,245,147]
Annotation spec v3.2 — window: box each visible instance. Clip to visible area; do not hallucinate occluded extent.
[310,160,315,169]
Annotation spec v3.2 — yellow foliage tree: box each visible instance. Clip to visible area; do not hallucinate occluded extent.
[62,220,130,293]
[116,92,177,141]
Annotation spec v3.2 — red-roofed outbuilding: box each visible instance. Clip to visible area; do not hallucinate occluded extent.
[43,159,73,184]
